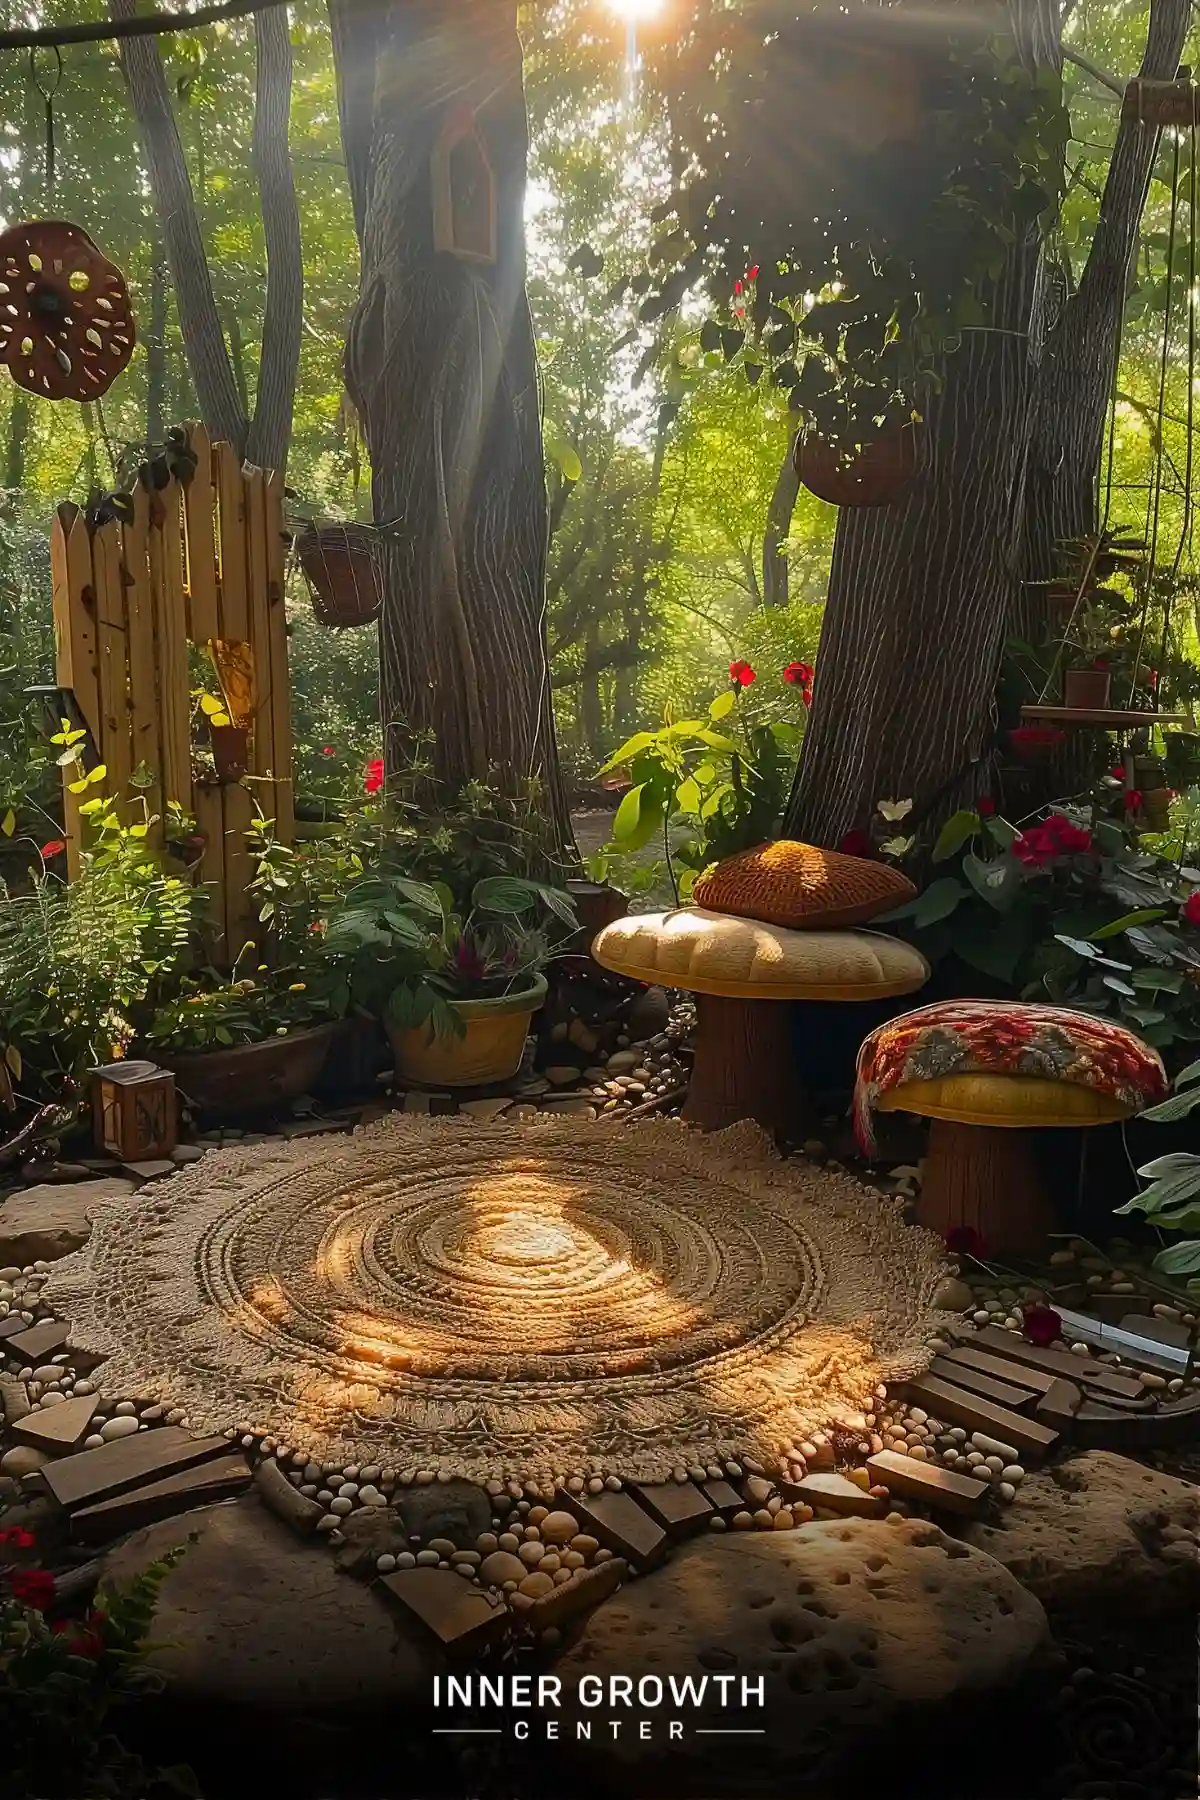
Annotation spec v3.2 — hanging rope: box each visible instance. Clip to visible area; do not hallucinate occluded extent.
[28,45,62,202]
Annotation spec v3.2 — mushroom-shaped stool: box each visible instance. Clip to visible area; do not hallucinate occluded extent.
[854,999,1167,1256]
[592,906,929,1133]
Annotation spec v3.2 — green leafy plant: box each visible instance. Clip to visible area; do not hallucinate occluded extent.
[142,966,341,1054]
[594,664,803,898]
[1115,1060,1200,1294]
[0,1527,200,1798]
[883,787,1200,1052]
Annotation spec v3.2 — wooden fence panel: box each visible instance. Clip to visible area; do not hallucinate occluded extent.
[265,469,294,844]
[214,439,249,644]
[50,503,99,879]
[122,484,163,851]
[183,424,219,646]
[92,520,132,814]
[152,485,193,818]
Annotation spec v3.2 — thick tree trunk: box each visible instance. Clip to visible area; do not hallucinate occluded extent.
[334,0,574,856]
[146,245,168,446]
[246,1,303,473]
[762,420,801,608]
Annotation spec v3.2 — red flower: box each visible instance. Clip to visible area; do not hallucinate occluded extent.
[782,661,813,687]
[944,1225,986,1260]
[363,758,384,795]
[51,1613,105,1656]
[453,936,486,982]
[747,265,759,280]
[838,829,872,858]
[1183,891,1200,927]
[1016,813,1093,866]
[1022,1303,1062,1348]
[39,840,65,858]
[321,746,336,757]
[729,661,756,688]
[978,796,996,817]
[1111,766,1125,781]
[734,279,743,295]
[1009,725,1066,760]
[0,1526,35,1549]
[1124,790,1143,813]
[10,1568,54,1610]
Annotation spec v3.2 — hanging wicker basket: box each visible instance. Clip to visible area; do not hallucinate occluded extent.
[295,523,382,629]
[795,420,922,508]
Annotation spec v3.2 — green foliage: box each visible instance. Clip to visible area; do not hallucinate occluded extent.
[595,676,802,898]
[142,969,340,1053]
[630,4,1069,447]
[0,1532,200,1799]
[1116,1059,1200,1294]
[0,807,199,1112]
[886,788,1200,1052]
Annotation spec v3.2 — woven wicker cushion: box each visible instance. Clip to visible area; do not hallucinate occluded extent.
[877,1073,1132,1129]
[592,908,930,1000]
[692,840,916,930]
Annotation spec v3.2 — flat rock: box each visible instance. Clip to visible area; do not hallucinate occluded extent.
[104,1494,433,1716]
[73,1455,251,1543]
[0,1177,135,1264]
[42,1427,230,1510]
[555,1518,1047,1791]
[392,1479,491,1547]
[12,1393,99,1453]
[376,1567,508,1654]
[962,1450,1200,1617]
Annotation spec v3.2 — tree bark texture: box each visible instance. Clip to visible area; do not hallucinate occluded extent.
[333,0,574,854]
[146,244,168,447]
[785,0,1181,852]
[762,420,801,607]
[683,994,808,1135]
[918,1118,1059,1257]
[247,1,303,472]
[112,0,246,455]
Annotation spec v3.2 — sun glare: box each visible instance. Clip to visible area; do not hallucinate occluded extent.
[607,0,664,20]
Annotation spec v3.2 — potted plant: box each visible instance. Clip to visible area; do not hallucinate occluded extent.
[143,961,345,1117]
[293,521,382,629]
[326,870,576,1087]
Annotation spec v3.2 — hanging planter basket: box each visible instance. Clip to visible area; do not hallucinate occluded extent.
[795,420,922,508]
[295,523,382,629]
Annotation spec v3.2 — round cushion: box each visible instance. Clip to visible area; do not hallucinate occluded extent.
[592,908,930,1000]
[876,1073,1133,1129]
[692,840,916,930]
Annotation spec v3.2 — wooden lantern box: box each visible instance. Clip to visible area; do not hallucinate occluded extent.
[91,1060,177,1162]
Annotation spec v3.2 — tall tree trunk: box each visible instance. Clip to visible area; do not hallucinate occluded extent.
[145,243,168,446]
[332,0,574,856]
[247,0,303,472]
[763,418,801,607]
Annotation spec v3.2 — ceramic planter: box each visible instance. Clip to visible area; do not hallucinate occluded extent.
[1063,667,1112,709]
[164,1021,339,1119]
[387,974,548,1088]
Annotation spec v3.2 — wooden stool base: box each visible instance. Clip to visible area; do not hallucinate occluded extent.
[683,994,808,1137]
[918,1118,1058,1257]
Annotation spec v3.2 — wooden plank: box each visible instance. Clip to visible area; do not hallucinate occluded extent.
[927,1356,1039,1410]
[151,481,193,817]
[947,1324,1148,1398]
[264,469,293,843]
[214,438,249,643]
[699,1478,745,1519]
[41,1428,231,1512]
[939,1345,1059,1396]
[50,502,99,879]
[221,780,256,968]
[903,1373,1059,1460]
[1035,1378,1082,1430]
[182,423,220,646]
[866,1450,988,1518]
[243,465,272,804]
[92,519,131,815]
[628,1481,714,1536]
[72,1454,251,1543]
[192,783,227,965]
[555,1485,667,1570]
[121,483,163,850]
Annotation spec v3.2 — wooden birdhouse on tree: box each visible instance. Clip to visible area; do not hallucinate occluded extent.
[431,103,497,265]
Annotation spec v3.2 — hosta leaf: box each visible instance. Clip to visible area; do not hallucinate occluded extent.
[472,876,541,915]
[1091,908,1168,939]
[1141,1085,1200,1123]
[931,809,978,863]
[1152,1238,1200,1275]
[914,877,967,927]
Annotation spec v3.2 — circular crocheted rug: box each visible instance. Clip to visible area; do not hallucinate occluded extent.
[45,1116,950,1483]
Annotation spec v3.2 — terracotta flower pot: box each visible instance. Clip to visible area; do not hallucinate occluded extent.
[386,975,547,1088]
[295,524,382,629]
[164,1022,339,1119]
[1063,667,1112,710]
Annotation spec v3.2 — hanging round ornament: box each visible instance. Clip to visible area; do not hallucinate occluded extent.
[0,220,135,402]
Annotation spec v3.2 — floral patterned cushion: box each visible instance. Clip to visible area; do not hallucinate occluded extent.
[853,999,1167,1153]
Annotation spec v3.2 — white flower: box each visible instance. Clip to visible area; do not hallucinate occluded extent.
[877,797,914,822]
[879,835,916,859]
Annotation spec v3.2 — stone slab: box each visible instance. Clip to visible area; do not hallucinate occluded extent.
[42,1427,231,1511]
[0,1177,135,1265]
[939,1344,1060,1395]
[554,1485,667,1569]
[628,1480,714,1535]
[699,1478,744,1518]
[376,1568,508,1656]
[1035,1378,1082,1430]
[72,1455,251,1543]
[12,1393,99,1452]
[0,1315,28,1341]
[927,1355,1038,1410]
[6,1319,71,1363]
[902,1374,1059,1460]
[785,1471,886,1518]
[520,1554,627,1632]
[866,1450,989,1517]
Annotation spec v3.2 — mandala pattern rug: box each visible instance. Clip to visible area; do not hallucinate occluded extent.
[45,1115,951,1483]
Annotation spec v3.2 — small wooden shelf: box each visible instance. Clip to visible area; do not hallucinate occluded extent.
[1020,705,1194,728]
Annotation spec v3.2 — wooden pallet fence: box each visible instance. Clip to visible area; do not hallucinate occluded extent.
[50,424,294,963]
